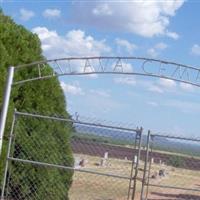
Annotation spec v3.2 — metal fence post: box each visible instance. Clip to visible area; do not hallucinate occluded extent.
[0,66,14,157]
[131,127,143,200]
[140,130,150,200]
[1,111,16,199]
[145,134,154,200]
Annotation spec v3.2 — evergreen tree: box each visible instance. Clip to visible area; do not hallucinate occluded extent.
[0,10,74,199]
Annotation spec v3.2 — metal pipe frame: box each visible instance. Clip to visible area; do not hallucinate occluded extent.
[11,56,200,88]
[130,127,143,200]
[7,157,133,181]
[147,183,200,193]
[13,56,200,71]
[1,112,16,199]
[150,133,200,142]
[15,111,138,133]
[145,138,154,200]
[13,72,200,88]
[127,133,139,199]
[0,66,14,157]
[144,133,200,199]
[140,130,151,200]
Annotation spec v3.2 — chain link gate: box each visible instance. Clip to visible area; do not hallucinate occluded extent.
[1,110,143,200]
[141,132,200,200]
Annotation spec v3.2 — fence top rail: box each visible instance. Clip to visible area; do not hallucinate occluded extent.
[13,56,200,72]
[147,183,200,193]
[15,111,139,133]
[150,133,200,142]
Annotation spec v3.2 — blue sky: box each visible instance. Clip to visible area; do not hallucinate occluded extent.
[2,0,200,138]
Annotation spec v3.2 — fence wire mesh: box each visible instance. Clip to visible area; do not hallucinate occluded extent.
[142,133,200,200]
[2,111,200,200]
[1,111,143,200]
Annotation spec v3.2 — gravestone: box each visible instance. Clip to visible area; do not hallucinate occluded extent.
[100,152,109,166]
[134,155,138,165]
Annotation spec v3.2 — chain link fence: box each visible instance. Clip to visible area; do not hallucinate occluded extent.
[1,111,143,200]
[1,110,200,200]
[141,132,200,200]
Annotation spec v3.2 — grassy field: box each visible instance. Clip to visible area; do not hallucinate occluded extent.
[69,154,200,200]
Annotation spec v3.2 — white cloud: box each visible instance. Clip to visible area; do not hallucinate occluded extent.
[147,42,168,58]
[72,1,184,39]
[61,81,84,95]
[43,9,61,18]
[147,48,158,58]
[115,38,137,54]
[19,8,35,21]
[164,99,200,113]
[114,77,136,86]
[90,89,110,98]
[191,44,200,56]
[146,77,196,94]
[32,27,111,59]
[148,85,164,93]
[180,83,194,92]
[147,101,159,107]
[159,78,176,88]
[112,62,133,73]
[146,78,176,94]
[166,31,179,40]
[92,3,113,16]
[155,42,168,50]
[122,63,133,73]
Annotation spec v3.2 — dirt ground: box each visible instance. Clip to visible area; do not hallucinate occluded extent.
[69,154,200,200]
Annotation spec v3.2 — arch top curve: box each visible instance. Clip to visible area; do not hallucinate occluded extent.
[13,56,200,88]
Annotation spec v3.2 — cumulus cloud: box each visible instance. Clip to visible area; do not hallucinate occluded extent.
[72,1,184,39]
[43,8,61,18]
[147,42,168,58]
[191,44,200,56]
[180,83,194,92]
[111,62,133,73]
[32,27,111,59]
[166,31,179,40]
[90,89,110,98]
[146,78,196,94]
[148,85,164,93]
[92,3,113,16]
[19,8,35,21]
[147,78,176,94]
[61,81,84,95]
[115,38,137,54]
[147,101,159,107]
[147,48,158,58]
[159,78,176,88]
[155,42,168,50]
[164,99,200,113]
[114,77,136,86]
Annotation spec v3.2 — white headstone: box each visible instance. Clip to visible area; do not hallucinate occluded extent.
[104,152,108,159]
[134,155,138,164]
[74,156,81,169]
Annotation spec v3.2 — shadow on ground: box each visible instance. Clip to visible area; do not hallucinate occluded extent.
[148,192,200,200]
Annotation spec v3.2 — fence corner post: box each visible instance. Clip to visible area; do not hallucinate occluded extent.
[0,66,14,157]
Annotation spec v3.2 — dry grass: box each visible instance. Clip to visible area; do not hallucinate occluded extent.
[69,154,200,200]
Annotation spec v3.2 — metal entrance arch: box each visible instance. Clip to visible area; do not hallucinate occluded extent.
[1,56,200,200]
